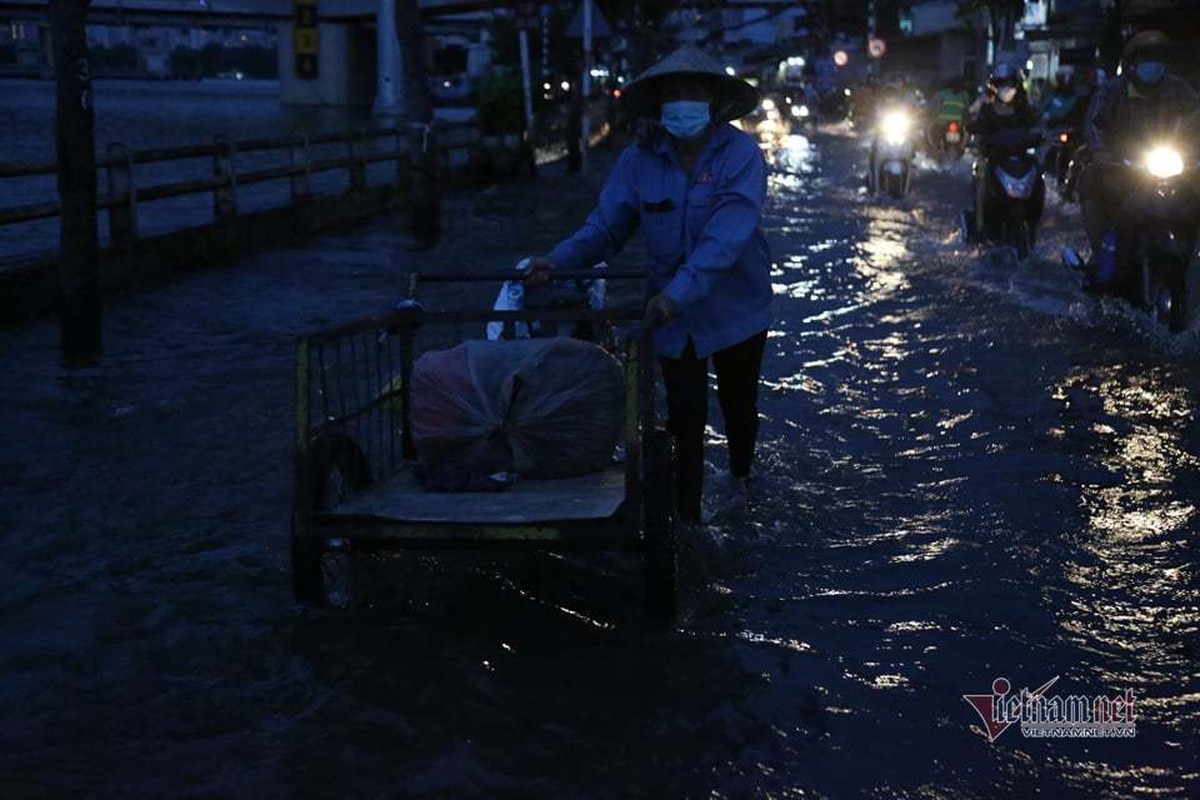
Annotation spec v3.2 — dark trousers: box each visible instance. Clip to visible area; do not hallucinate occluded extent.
[1079,163,1126,255]
[659,330,768,522]
[1077,164,1185,296]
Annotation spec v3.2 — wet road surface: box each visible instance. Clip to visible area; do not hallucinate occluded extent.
[1,128,1197,798]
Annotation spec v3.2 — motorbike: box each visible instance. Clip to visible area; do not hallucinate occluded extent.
[1043,125,1079,190]
[817,87,851,123]
[741,94,794,146]
[929,119,966,160]
[869,109,916,198]
[1062,144,1199,332]
[778,91,816,132]
[962,128,1045,259]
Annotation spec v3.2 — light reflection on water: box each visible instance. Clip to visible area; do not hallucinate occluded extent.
[1051,367,1199,706]
[742,128,1199,797]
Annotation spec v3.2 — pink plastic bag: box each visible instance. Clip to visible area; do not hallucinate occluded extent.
[411,337,624,489]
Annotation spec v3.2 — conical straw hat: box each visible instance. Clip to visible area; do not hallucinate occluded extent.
[622,45,760,121]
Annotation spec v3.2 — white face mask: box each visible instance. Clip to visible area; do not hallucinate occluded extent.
[998,86,1018,104]
[660,100,711,140]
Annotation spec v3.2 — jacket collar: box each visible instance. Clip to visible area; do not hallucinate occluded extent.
[655,121,736,158]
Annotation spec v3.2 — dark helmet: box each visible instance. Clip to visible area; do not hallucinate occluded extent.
[1122,30,1171,86]
[988,62,1023,103]
[1053,65,1074,92]
[988,62,1021,89]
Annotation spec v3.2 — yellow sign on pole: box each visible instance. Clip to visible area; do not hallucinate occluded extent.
[295,27,319,55]
[293,0,319,79]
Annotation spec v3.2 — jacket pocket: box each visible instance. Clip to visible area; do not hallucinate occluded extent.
[640,201,682,262]
[641,198,676,213]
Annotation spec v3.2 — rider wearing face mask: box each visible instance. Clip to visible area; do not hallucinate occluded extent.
[967,63,1038,155]
[1078,30,1199,280]
[964,63,1040,238]
[523,45,773,522]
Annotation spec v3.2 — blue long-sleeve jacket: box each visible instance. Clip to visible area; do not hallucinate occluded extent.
[548,123,773,359]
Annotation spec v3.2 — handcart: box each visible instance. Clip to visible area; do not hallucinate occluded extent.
[290,270,681,617]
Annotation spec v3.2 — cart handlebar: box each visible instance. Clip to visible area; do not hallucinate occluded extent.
[412,269,648,283]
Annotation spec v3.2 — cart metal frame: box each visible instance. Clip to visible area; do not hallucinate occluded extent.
[289,270,680,617]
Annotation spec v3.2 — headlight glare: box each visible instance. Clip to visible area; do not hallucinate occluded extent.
[1146,146,1183,179]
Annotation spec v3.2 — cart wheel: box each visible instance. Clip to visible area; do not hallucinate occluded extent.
[644,430,679,619]
[292,432,371,605]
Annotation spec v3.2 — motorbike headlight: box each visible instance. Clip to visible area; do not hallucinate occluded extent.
[792,104,809,118]
[1145,145,1183,179]
[881,111,910,145]
[761,97,776,112]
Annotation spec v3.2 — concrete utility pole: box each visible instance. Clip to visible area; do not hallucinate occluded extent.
[396,0,432,123]
[374,0,400,116]
[519,28,534,133]
[867,0,876,77]
[541,3,550,79]
[395,0,437,245]
[48,0,101,367]
[580,0,593,173]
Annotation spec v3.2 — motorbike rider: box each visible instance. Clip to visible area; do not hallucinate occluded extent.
[930,77,972,149]
[963,62,1043,240]
[851,75,881,128]
[1039,66,1090,182]
[1077,30,1199,289]
[875,76,924,114]
[1041,66,1089,128]
[868,76,923,182]
[1057,66,1108,199]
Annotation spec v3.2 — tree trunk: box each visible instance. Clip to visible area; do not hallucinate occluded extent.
[396,0,432,123]
[49,0,100,367]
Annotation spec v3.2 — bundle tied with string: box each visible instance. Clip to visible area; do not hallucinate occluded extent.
[410,338,625,491]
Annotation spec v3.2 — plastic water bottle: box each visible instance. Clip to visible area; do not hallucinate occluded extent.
[506,280,524,305]
[487,273,528,341]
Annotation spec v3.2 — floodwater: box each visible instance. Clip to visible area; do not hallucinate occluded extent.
[0,124,1197,798]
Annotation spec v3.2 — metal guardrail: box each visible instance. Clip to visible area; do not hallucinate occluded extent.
[0,106,619,268]
[0,121,481,244]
